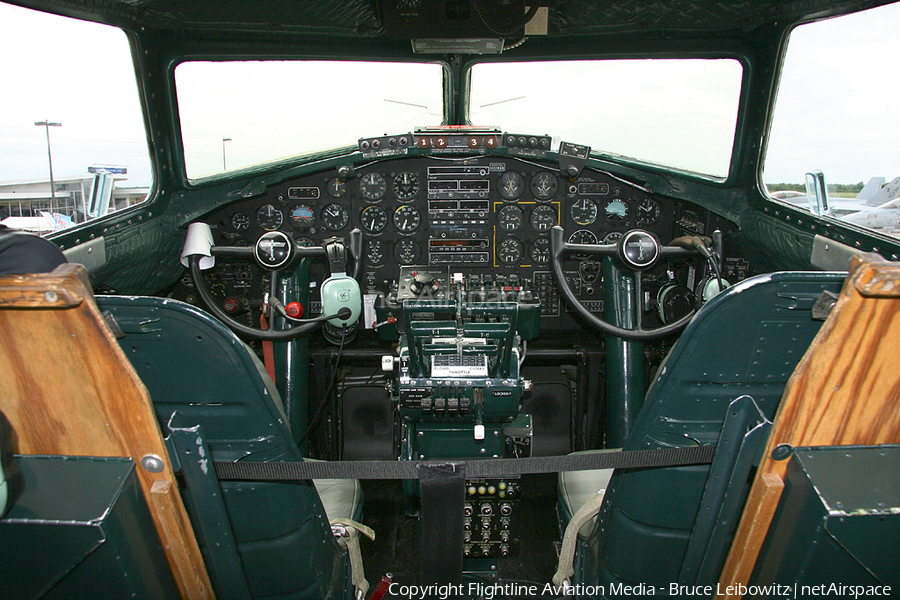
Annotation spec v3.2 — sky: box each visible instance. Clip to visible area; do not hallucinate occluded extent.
[0,3,152,186]
[1,1,899,189]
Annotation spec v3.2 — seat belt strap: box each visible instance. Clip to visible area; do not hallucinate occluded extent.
[331,518,374,600]
[553,488,607,588]
[213,444,716,481]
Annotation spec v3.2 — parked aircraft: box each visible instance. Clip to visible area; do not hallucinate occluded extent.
[840,176,900,230]
[0,1,898,600]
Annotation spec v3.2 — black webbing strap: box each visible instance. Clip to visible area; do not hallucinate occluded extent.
[213,444,716,481]
[420,462,465,584]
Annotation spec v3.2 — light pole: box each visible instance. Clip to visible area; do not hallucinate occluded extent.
[222,137,232,170]
[35,120,62,212]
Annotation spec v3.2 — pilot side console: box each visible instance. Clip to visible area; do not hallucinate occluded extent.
[379,266,540,564]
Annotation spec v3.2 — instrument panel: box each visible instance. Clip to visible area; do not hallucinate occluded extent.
[187,151,750,335]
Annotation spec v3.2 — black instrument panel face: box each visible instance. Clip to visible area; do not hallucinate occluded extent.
[196,155,748,333]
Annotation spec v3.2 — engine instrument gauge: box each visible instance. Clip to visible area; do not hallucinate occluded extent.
[295,237,315,247]
[231,213,250,231]
[256,204,283,231]
[531,172,558,200]
[602,232,623,244]
[530,237,550,265]
[364,239,387,266]
[393,205,421,234]
[568,229,598,259]
[360,205,388,233]
[530,204,557,231]
[568,229,599,246]
[497,238,525,265]
[570,198,598,226]
[359,172,386,201]
[498,172,525,201]
[497,204,524,231]
[393,171,419,202]
[321,203,349,231]
[394,239,421,265]
[635,198,661,226]
[289,204,316,230]
[604,199,630,225]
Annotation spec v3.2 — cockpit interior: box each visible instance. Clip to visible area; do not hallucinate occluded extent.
[1,1,899,599]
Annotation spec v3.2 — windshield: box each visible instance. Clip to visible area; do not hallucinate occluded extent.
[0,3,151,234]
[175,60,445,180]
[468,58,743,178]
[763,2,900,234]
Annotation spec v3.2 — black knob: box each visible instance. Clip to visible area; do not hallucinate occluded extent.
[410,273,438,295]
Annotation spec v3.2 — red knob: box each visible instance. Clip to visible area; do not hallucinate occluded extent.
[285,301,304,318]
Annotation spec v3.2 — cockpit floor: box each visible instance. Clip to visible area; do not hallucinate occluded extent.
[360,474,560,594]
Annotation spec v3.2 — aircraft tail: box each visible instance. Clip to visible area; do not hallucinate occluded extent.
[857,177,885,203]
[863,176,900,206]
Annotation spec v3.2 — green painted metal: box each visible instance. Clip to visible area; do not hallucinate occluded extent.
[678,395,772,586]
[602,257,646,448]
[0,456,179,600]
[571,271,846,590]
[96,295,354,599]
[274,258,312,451]
[168,415,252,600]
[752,445,900,592]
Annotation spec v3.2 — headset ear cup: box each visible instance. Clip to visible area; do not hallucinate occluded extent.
[320,273,362,327]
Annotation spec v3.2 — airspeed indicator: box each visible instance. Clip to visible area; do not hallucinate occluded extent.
[570,198,598,226]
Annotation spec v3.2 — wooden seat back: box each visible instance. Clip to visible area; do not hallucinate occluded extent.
[0,264,213,600]
[718,255,900,597]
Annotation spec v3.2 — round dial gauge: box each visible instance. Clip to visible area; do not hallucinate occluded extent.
[321,203,349,231]
[635,197,662,226]
[568,229,599,246]
[289,204,316,230]
[497,238,525,265]
[497,204,524,232]
[359,172,386,201]
[360,205,388,233]
[364,239,387,266]
[498,172,525,201]
[604,199,630,225]
[393,171,419,202]
[327,178,347,198]
[294,236,315,247]
[568,229,599,259]
[530,237,550,265]
[530,204,557,231]
[393,205,421,234]
[394,239,421,265]
[602,231,623,244]
[231,212,250,231]
[256,204,284,231]
[531,172,558,200]
[570,198,598,226]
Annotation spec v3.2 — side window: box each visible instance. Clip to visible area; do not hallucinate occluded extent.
[764,3,900,234]
[0,4,151,234]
